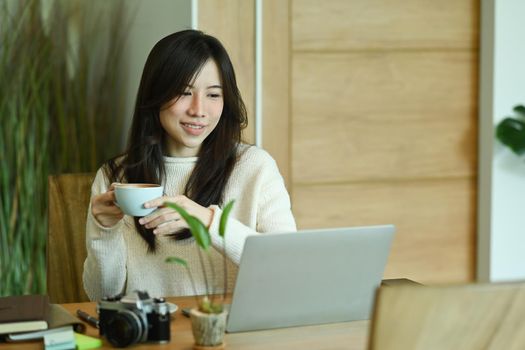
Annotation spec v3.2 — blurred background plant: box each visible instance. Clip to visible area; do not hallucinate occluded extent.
[496,105,525,156]
[0,0,129,296]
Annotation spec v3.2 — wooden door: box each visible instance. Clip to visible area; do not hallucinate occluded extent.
[201,0,479,284]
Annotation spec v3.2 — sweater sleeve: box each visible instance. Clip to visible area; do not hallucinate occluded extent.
[207,149,296,264]
[82,168,127,301]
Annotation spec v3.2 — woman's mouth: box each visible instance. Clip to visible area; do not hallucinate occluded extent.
[181,122,206,136]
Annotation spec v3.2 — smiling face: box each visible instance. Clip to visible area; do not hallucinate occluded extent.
[159,59,224,157]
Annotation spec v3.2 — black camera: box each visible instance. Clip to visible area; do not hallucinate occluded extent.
[97,290,170,348]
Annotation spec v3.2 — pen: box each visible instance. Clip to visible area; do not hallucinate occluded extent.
[182,307,191,318]
[76,309,100,328]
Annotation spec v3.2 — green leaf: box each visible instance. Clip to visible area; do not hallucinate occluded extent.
[166,202,211,250]
[496,117,525,155]
[513,105,525,118]
[198,299,224,314]
[165,256,188,267]
[210,303,224,313]
[219,200,235,238]
[191,219,211,250]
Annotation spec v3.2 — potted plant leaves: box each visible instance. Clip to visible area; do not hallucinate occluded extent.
[496,105,525,156]
[165,200,234,349]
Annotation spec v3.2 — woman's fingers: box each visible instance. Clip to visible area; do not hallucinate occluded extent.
[153,219,187,235]
[91,186,124,227]
[104,205,124,215]
[108,182,120,191]
[106,192,118,206]
[139,194,211,233]
[93,190,116,206]
[139,207,181,229]
[144,195,187,209]
[143,196,167,209]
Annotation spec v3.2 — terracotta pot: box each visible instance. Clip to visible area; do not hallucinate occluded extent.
[190,308,228,349]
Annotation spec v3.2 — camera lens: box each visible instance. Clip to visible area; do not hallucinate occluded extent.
[105,310,145,347]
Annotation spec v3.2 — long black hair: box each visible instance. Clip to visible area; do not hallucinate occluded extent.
[104,30,247,251]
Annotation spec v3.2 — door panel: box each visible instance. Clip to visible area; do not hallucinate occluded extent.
[293,178,476,283]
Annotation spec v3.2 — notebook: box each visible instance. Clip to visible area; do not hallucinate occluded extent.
[0,295,49,334]
[226,225,395,332]
[4,304,86,340]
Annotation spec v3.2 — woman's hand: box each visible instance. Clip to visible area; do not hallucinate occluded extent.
[91,183,124,228]
[139,195,214,235]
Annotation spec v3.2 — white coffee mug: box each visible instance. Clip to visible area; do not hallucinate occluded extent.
[114,183,164,217]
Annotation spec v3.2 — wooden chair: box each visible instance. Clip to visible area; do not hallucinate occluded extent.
[47,173,95,303]
[369,281,525,350]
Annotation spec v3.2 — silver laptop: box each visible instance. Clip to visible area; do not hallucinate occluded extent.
[226,225,395,333]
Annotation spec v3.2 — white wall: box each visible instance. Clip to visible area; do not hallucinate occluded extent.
[478,0,525,282]
[121,0,192,143]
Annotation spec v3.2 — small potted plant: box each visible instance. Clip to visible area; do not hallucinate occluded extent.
[165,200,234,349]
[496,104,525,156]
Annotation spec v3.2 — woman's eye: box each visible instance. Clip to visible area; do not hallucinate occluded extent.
[209,93,222,98]
[182,91,191,96]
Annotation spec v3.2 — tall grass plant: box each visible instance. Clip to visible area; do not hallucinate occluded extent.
[0,0,129,295]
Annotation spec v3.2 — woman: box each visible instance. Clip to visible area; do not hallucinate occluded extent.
[82,30,296,301]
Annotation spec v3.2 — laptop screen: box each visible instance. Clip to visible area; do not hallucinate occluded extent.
[226,225,395,332]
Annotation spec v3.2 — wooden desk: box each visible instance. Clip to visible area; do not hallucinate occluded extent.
[0,295,370,350]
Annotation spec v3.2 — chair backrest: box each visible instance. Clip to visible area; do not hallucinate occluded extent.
[47,173,94,303]
[368,282,525,350]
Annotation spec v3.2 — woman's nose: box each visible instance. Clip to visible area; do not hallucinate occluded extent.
[188,95,205,117]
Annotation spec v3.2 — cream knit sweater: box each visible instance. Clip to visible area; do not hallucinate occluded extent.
[82,144,296,301]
